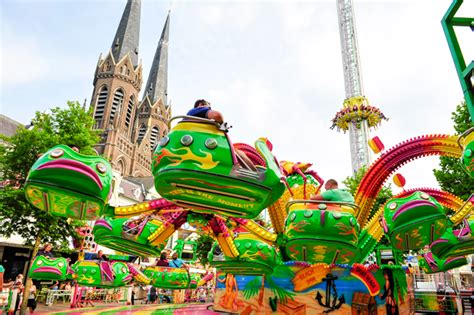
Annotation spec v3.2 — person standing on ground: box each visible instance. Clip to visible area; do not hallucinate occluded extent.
[27,284,37,313]
[12,274,24,314]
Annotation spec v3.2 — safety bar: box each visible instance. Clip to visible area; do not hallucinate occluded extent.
[286,199,359,213]
[168,115,232,132]
[457,127,474,148]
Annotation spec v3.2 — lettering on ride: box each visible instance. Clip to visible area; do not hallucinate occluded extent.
[216,199,254,209]
[350,264,380,296]
[168,189,215,200]
[292,265,330,292]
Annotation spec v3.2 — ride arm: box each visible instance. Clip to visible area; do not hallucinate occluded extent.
[450,194,474,225]
[127,263,152,285]
[254,138,283,184]
[105,198,177,218]
[209,217,239,258]
[231,218,277,244]
[148,211,188,247]
[268,200,287,234]
[357,207,384,263]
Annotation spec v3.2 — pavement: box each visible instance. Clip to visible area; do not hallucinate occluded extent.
[33,302,221,314]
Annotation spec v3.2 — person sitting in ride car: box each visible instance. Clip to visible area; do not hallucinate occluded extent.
[169,252,189,269]
[311,179,354,203]
[187,99,224,124]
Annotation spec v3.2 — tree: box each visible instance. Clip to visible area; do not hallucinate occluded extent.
[433,102,474,201]
[195,234,215,267]
[343,165,393,221]
[0,101,99,314]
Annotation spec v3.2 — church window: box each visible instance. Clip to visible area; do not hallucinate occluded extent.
[137,124,147,144]
[125,95,135,128]
[141,104,150,114]
[150,126,160,149]
[110,88,125,125]
[94,86,109,125]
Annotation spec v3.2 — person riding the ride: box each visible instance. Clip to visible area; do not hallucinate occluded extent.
[186,99,224,123]
[311,179,354,202]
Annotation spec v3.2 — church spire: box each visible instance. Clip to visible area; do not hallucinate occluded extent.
[143,12,170,106]
[111,0,141,67]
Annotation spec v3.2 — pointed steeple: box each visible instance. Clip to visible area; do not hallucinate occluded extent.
[143,12,170,106]
[111,0,141,68]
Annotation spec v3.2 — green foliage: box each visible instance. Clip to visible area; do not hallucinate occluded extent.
[0,101,98,249]
[266,276,295,303]
[243,276,262,300]
[195,234,215,267]
[343,165,393,219]
[433,102,474,201]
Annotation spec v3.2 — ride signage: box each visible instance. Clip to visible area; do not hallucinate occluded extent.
[292,264,330,292]
[350,264,380,296]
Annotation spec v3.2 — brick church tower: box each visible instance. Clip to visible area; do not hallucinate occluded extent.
[90,0,171,177]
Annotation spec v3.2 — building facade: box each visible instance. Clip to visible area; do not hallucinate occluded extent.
[90,0,171,177]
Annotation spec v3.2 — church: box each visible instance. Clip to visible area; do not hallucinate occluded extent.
[90,0,171,178]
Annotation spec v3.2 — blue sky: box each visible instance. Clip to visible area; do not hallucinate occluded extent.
[1,0,473,192]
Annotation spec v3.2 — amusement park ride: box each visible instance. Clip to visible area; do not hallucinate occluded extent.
[21,0,473,313]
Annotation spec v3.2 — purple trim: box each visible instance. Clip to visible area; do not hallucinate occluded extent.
[392,200,436,221]
[224,133,239,165]
[381,217,388,233]
[446,256,464,265]
[430,239,448,248]
[95,219,112,231]
[136,217,150,235]
[100,261,114,282]
[33,266,62,275]
[233,218,247,225]
[320,210,326,226]
[454,219,472,237]
[38,159,103,190]
[123,274,132,283]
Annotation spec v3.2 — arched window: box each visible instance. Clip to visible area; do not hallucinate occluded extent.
[116,159,126,176]
[110,88,124,125]
[150,126,160,149]
[125,95,135,128]
[141,104,150,114]
[94,86,109,125]
[137,124,147,144]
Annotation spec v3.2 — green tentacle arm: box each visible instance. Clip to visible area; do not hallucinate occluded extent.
[354,134,461,226]
[231,218,278,244]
